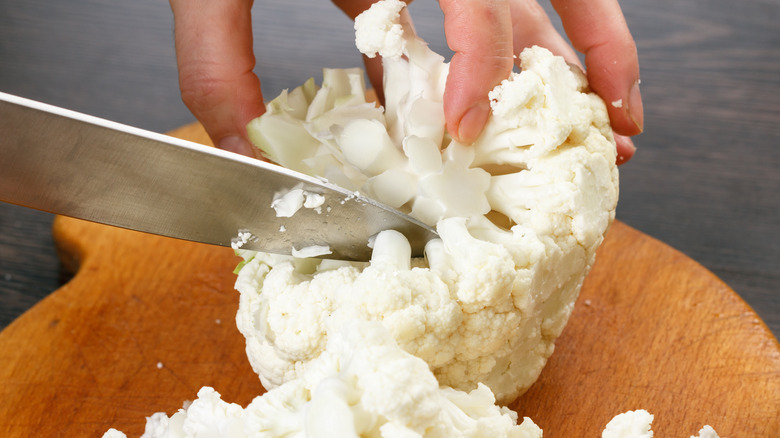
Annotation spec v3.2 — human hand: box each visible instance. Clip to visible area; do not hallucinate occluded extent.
[336,0,642,163]
[431,0,642,163]
[169,0,264,157]
[170,0,642,163]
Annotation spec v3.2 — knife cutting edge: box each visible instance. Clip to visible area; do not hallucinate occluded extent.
[0,91,437,261]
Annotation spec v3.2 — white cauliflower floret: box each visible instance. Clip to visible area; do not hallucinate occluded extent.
[353,0,406,59]
[105,322,543,438]
[238,0,619,403]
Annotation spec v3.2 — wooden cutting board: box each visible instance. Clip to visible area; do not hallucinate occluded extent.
[0,123,777,437]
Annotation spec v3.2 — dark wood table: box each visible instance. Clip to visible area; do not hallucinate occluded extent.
[1,0,778,340]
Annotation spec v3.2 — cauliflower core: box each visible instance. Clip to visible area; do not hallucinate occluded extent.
[238,0,618,404]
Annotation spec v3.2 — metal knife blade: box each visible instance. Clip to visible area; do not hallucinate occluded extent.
[0,92,437,261]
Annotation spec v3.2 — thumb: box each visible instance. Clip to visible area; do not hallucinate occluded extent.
[169,0,265,156]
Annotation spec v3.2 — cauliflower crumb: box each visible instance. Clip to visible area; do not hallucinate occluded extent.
[612,98,624,108]
[271,188,326,217]
[270,188,305,217]
[302,191,325,213]
[230,230,253,250]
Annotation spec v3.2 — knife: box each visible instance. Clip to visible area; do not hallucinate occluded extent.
[0,91,437,261]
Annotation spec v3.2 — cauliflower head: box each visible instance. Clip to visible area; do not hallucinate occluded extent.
[238,0,618,403]
[100,3,726,436]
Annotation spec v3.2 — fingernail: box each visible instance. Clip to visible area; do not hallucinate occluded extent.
[456,101,491,144]
[628,81,644,133]
[219,136,255,157]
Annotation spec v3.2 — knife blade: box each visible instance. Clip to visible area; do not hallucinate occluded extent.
[0,91,437,261]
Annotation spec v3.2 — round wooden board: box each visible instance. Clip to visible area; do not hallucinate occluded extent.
[0,123,777,437]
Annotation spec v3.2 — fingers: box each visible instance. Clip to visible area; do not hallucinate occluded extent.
[362,54,386,103]
[551,0,643,137]
[439,0,515,144]
[508,0,580,66]
[169,0,264,157]
[337,0,641,164]
[332,0,411,19]
[506,0,641,163]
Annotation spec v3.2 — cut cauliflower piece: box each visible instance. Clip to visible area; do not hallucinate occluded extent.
[602,410,655,438]
[238,0,618,404]
[104,322,543,438]
[353,0,406,59]
[691,426,722,438]
[601,410,723,438]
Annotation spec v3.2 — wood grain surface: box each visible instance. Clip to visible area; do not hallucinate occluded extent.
[0,123,778,437]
